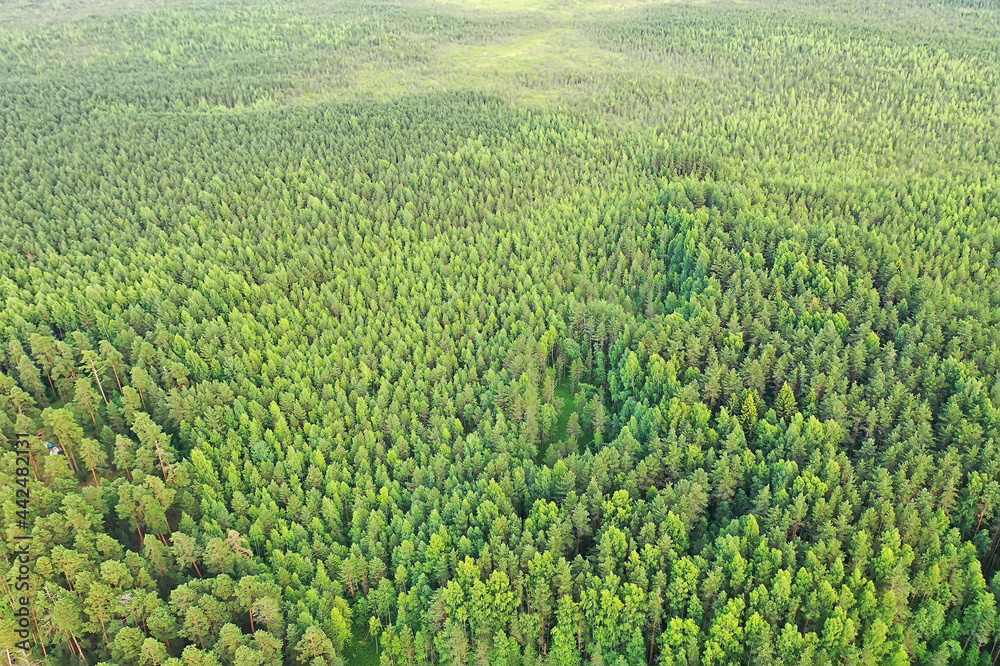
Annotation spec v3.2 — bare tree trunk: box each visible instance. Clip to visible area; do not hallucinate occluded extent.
[111,364,122,392]
[90,359,109,405]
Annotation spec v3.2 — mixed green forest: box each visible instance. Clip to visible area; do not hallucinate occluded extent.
[2,0,1000,664]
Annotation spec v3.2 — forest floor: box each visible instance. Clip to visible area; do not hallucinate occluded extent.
[346,625,380,666]
[553,385,577,445]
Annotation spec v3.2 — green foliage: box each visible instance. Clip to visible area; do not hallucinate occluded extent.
[3,0,1000,664]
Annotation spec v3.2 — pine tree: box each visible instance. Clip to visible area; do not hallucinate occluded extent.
[739,392,758,437]
[775,383,797,421]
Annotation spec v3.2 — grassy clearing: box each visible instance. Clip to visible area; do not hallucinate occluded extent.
[550,384,595,456]
[345,625,380,666]
[290,23,627,109]
[424,0,726,15]
[277,0,658,110]
[442,25,629,104]
[552,384,578,444]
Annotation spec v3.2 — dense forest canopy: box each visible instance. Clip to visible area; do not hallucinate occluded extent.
[1,0,1000,664]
